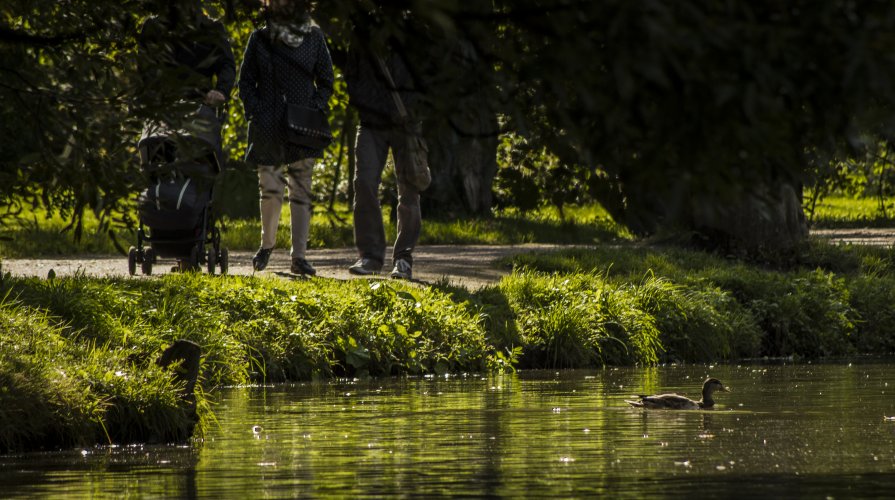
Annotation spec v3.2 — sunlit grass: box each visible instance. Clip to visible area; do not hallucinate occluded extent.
[0,270,507,451]
[4,190,894,257]
[0,201,629,257]
[5,237,895,451]
[502,240,895,361]
[807,194,895,228]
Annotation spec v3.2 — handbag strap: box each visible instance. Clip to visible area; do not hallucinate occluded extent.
[260,32,286,103]
[261,29,317,104]
[375,55,410,120]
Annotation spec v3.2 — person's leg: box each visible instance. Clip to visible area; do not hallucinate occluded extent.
[259,164,286,249]
[390,128,422,270]
[285,158,315,259]
[351,125,390,269]
[255,164,285,270]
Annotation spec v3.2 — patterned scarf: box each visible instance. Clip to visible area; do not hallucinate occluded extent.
[269,18,313,48]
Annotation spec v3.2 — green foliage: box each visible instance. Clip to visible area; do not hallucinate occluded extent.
[0,296,196,453]
[494,133,597,219]
[500,272,651,367]
[805,143,895,225]
[1,0,147,236]
[6,239,895,451]
[497,270,760,366]
[504,241,895,360]
[8,0,895,245]
[710,268,857,358]
[2,272,504,385]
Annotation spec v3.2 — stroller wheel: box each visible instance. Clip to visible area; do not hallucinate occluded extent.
[189,245,201,270]
[219,248,229,275]
[206,247,217,275]
[142,248,156,275]
[127,247,138,276]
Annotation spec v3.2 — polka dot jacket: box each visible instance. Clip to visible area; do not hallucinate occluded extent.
[238,26,334,165]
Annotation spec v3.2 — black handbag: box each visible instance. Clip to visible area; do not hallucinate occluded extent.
[284,103,332,150]
[263,34,333,150]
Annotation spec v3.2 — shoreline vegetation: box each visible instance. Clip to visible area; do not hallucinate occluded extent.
[3,235,895,453]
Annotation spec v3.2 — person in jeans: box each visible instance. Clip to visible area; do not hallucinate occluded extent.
[238,0,333,275]
[344,36,423,280]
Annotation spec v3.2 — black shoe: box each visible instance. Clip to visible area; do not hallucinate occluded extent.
[291,258,317,276]
[253,248,273,271]
[348,258,382,275]
[390,258,412,280]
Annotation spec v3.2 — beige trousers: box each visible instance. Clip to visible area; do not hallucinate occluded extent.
[258,158,314,258]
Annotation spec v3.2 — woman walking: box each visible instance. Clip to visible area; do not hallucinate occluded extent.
[238,0,334,275]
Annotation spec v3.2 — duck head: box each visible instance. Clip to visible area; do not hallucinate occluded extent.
[701,378,728,406]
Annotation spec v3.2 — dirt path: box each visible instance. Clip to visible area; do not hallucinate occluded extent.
[810,228,895,246]
[3,229,892,288]
[1,244,568,289]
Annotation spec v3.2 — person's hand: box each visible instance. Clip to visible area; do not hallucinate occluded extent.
[204,90,226,106]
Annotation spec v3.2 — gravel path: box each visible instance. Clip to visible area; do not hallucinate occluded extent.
[810,228,895,246]
[1,244,570,289]
[3,229,891,288]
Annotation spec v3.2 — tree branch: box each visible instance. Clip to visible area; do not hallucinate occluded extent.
[0,25,90,46]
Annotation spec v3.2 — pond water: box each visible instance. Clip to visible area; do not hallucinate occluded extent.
[3,364,895,498]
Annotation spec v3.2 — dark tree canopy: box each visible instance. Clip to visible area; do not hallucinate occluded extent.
[4,0,895,249]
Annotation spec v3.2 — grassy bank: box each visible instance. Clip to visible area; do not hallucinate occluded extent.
[0,271,505,453]
[502,239,895,362]
[4,238,895,452]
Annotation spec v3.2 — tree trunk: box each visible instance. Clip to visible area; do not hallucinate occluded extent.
[690,182,808,255]
[610,176,809,254]
[421,109,499,217]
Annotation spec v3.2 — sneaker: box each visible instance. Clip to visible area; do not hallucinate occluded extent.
[348,258,382,275]
[390,258,412,280]
[252,247,273,271]
[291,258,317,276]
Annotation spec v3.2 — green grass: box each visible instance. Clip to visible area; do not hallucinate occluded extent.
[0,290,200,453]
[807,194,895,228]
[501,239,895,361]
[5,193,895,257]
[5,194,895,452]
[4,237,895,451]
[0,202,628,257]
[0,270,507,452]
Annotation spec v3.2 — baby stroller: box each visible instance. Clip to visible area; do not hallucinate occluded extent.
[128,104,229,275]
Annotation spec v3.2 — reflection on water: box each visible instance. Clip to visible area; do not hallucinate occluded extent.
[3,364,895,497]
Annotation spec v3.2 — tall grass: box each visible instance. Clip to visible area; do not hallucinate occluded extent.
[0,296,196,452]
[5,237,895,451]
[503,240,895,360]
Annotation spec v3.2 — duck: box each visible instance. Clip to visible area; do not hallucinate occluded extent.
[625,378,729,410]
